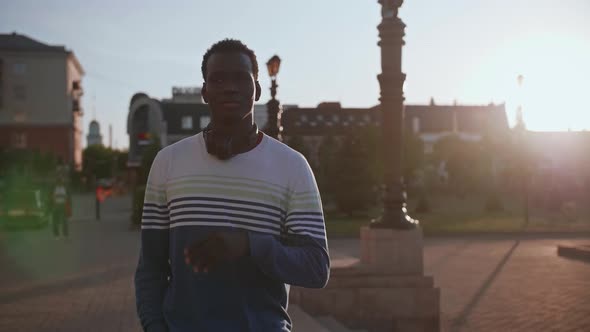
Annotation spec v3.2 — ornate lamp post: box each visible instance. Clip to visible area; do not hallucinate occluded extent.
[266,55,283,141]
[515,74,530,226]
[371,0,418,229]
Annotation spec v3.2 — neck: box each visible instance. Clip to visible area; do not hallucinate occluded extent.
[211,114,254,137]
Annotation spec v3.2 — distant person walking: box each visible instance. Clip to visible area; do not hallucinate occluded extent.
[52,178,71,239]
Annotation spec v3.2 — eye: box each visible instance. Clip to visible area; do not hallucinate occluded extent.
[235,73,252,83]
[208,74,225,84]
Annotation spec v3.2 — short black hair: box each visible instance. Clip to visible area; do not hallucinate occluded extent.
[201,39,259,81]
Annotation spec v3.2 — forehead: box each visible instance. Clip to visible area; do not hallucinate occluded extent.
[206,52,253,76]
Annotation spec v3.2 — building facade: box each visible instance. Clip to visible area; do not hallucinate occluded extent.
[0,32,84,169]
[281,101,509,167]
[127,87,272,167]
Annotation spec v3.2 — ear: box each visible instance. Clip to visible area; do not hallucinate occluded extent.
[255,81,261,101]
[202,83,209,103]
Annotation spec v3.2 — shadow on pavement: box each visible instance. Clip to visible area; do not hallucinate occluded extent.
[450,240,521,332]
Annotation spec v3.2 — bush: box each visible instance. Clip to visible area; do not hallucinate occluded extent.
[561,201,577,222]
[485,192,503,212]
[415,195,431,213]
[131,185,146,227]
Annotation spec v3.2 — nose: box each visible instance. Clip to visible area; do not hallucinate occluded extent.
[222,79,240,94]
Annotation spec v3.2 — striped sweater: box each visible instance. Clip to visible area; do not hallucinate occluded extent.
[134,132,330,332]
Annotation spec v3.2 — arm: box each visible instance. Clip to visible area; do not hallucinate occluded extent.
[134,151,171,332]
[249,153,330,288]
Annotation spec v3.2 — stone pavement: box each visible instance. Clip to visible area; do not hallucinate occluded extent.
[330,236,590,332]
[1,194,590,331]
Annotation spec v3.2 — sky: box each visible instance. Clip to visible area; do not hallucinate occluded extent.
[2,0,589,149]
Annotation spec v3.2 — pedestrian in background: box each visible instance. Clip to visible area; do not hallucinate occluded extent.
[52,177,71,239]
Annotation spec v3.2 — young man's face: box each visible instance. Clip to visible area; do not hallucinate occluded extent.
[202,52,260,126]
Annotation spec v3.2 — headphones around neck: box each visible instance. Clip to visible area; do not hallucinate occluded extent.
[203,123,260,160]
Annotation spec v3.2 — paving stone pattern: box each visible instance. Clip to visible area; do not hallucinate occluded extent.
[1,194,589,331]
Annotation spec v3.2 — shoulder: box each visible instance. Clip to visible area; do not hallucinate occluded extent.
[262,135,312,174]
[263,135,306,162]
[158,134,201,158]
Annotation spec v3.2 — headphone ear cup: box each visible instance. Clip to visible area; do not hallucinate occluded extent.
[204,127,233,160]
[203,126,215,154]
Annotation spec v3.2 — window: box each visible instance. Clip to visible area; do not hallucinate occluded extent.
[300,115,308,122]
[72,99,81,112]
[13,63,26,75]
[199,115,210,129]
[412,117,420,133]
[12,132,27,148]
[182,116,193,130]
[317,114,324,121]
[332,114,339,122]
[13,85,26,100]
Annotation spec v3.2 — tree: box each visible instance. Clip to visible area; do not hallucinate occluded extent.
[138,137,162,185]
[285,135,311,163]
[82,145,115,189]
[403,131,425,188]
[132,137,161,227]
[317,135,339,200]
[329,131,378,216]
[433,135,489,196]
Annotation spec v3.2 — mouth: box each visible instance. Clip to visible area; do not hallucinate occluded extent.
[220,101,241,108]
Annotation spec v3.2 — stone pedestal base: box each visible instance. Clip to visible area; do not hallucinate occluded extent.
[290,226,440,332]
[360,226,424,274]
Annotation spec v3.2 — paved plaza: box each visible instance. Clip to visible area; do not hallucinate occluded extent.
[1,194,589,331]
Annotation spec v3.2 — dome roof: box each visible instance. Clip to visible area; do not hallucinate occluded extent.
[89,120,100,134]
[130,92,149,107]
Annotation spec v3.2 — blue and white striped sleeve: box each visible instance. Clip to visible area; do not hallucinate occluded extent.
[134,151,171,332]
[249,152,330,289]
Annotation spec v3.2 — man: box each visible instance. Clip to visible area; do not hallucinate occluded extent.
[52,177,70,239]
[135,39,330,332]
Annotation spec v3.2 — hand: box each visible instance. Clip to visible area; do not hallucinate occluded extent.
[184,231,250,273]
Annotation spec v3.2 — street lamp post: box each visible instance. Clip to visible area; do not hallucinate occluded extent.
[515,74,530,226]
[371,0,418,229]
[266,55,283,141]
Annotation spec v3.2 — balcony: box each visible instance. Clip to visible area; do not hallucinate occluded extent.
[72,80,84,97]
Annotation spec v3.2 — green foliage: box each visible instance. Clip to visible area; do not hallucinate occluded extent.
[403,131,425,185]
[138,136,162,185]
[433,135,491,195]
[485,191,504,212]
[131,185,146,227]
[317,135,339,199]
[82,146,131,192]
[328,131,378,216]
[82,145,115,181]
[415,193,431,213]
[132,137,161,227]
[285,135,311,161]
[0,149,59,177]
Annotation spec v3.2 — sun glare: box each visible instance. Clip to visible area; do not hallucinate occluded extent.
[462,32,590,131]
